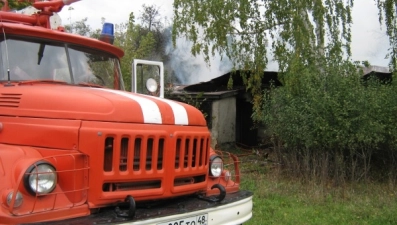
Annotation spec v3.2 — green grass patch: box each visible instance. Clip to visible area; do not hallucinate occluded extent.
[228,147,397,225]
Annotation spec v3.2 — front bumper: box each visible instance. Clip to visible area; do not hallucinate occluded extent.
[32,190,253,225]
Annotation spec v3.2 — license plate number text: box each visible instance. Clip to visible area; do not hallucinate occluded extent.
[158,214,208,225]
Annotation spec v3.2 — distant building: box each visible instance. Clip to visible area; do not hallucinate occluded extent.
[362,65,392,83]
[170,70,281,148]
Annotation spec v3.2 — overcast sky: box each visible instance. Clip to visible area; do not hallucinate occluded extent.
[58,0,174,29]
[58,0,390,82]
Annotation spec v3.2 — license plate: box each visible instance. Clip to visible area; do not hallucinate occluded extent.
[157,213,208,225]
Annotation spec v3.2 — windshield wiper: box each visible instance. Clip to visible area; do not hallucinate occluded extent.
[38,44,45,65]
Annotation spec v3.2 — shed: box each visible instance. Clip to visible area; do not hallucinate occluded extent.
[170,70,281,148]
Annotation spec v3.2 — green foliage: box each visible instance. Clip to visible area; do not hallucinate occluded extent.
[173,92,208,118]
[66,5,170,92]
[376,0,397,70]
[139,4,161,32]
[114,12,157,91]
[172,0,353,101]
[0,0,32,10]
[64,18,92,36]
[172,0,397,181]
[113,6,171,91]
[256,59,397,181]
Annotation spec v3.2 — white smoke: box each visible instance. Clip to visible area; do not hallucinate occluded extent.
[166,37,233,85]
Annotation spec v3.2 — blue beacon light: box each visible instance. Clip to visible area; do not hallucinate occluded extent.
[99,22,115,44]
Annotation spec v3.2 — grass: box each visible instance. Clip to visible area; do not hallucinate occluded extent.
[223,146,397,225]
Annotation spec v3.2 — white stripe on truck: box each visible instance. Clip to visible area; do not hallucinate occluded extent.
[98,89,162,124]
[146,95,189,125]
[96,89,189,125]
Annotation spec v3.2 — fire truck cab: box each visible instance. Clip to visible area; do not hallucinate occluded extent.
[0,1,253,224]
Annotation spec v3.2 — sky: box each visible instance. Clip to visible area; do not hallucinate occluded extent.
[58,0,174,29]
[58,0,391,84]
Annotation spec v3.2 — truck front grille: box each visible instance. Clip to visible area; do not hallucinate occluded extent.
[101,131,209,193]
[103,136,165,173]
[175,137,208,169]
[174,175,206,186]
[102,180,161,191]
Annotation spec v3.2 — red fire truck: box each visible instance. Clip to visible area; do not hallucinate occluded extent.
[0,1,253,224]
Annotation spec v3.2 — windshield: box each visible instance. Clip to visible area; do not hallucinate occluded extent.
[0,36,125,90]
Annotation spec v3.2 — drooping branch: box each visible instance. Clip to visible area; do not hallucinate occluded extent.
[172,0,354,108]
[376,0,397,70]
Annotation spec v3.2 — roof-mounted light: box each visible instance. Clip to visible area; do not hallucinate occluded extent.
[99,23,115,44]
[146,78,158,93]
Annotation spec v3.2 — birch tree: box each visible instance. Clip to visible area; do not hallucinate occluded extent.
[172,1,397,101]
[377,0,397,70]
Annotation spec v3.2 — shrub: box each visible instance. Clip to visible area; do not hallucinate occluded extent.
[255,61,397,183]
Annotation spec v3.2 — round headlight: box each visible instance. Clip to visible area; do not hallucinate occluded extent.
[24,162,57,195]
[224,171,231,182]
[209,156,223,177]
[6,191,23,208]
[146,78,158,93]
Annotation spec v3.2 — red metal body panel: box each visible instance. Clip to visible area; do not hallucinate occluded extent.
[0,1,248,223]
[0,85,206,126]
[0,145,90,224]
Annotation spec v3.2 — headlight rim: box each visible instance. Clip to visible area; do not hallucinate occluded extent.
[23,161,57,196]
